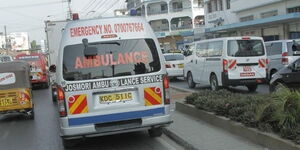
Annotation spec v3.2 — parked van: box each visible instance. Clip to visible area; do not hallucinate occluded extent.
[15,53,49,88]
[184,37,267,92]
[51,17,172,147]
[265,39,300,80]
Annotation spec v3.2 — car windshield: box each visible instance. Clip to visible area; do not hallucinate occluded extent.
[63,39,161,81]
[164,54,184,61]
[227,40,265,57]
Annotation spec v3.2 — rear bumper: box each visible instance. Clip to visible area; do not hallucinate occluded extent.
[60,114,172,139]
[0,108,33,114]
[166,69,184,77]
[222,72,267,86]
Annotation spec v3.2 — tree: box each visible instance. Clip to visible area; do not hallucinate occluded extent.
[31,40,37,50]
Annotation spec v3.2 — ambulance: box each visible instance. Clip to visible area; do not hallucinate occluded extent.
[50,17,172,147]
[184,37,268,92]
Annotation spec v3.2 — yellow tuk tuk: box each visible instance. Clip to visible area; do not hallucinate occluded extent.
[0,61,34,119]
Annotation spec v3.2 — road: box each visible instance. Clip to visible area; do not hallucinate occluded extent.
[0,89,183,150]
[170,78,270,94]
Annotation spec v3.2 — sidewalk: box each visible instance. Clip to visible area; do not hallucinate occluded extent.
[167,88,267,150]
[166,111,266,150]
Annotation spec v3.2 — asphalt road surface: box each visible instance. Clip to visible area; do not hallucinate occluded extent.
[170,78,270,94]
[0,88,182,150]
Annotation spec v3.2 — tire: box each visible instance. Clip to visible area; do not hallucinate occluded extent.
[51,87,57,102]
[269,70,277,81]
[62,138,80,149]
[210,74,219,91]
[187,72,196,88]
[247,85,258,92]
[26,108,34,120]
[44,82,49,89]
[148,127,163,138]
[270,81,285,93]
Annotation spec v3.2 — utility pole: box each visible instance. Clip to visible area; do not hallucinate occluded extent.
[67,0,72,20]
[4,26,8,55]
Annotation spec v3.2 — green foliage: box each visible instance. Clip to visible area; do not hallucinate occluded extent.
[185,86,300,144]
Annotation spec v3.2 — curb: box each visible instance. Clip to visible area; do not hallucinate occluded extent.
[176,101,300,150]
[170,85,196,93]
[162,128,198,150]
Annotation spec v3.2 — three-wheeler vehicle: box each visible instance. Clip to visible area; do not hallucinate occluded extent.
[0,61,34,119]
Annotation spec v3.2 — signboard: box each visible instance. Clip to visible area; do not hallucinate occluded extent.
[9,32,30,51]
[0,73,16,85]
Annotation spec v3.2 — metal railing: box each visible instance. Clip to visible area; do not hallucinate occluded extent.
[170,7,192,13]
[147,10,168,15]
[171,24,192,30]
[152,26,169,32]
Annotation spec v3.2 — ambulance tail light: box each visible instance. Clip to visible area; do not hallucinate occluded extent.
[223,59,228,73]
[282,52,288,65]
[57,86,67,117]
[163,75,170,105]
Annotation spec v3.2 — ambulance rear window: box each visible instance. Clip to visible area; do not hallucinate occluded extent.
[63,39,161,81]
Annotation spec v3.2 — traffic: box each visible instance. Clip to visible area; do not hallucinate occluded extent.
[1,0,300,149]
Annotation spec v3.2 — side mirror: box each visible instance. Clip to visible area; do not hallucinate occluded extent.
[49,65,56,73]
[292,40,300,51]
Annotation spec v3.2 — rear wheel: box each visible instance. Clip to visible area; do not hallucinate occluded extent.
[44,82,49,89]
[270,81,286,93]
[187,72,195,88]
[246,85,258,92]
[25,108,34,120]
[148,127,163,137]
[269,69,277,80]
[210,75,219,91]
[62,138,81,149]
[51,87,57,102]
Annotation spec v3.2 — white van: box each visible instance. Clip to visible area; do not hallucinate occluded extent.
[265,39,300,80]
[51,17,172,148]
[184,37,267,92]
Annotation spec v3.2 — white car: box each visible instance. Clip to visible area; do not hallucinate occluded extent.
[164,53,185,78]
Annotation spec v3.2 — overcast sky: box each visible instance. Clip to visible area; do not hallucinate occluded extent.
[0,0,126,42]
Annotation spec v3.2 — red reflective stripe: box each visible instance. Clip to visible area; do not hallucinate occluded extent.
[144,91,160,105]
[259,59,266,68]
[73,98,87,114]
[228,60,236,69]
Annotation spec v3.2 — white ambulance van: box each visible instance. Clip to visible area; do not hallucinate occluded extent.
[184,37,267,92]
[51,17,172,147]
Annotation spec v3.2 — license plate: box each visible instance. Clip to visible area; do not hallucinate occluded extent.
[99,92,133,104]
[0,97,14,107]
[178,64,184,68]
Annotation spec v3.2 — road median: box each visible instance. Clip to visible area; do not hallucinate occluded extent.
[175,101,300,150]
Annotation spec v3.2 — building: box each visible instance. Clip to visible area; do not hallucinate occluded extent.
[8,32,30,51]
[0,35,6,49]
[114,9,129,16]
[126,0,205,51]
[204,0,300,41]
